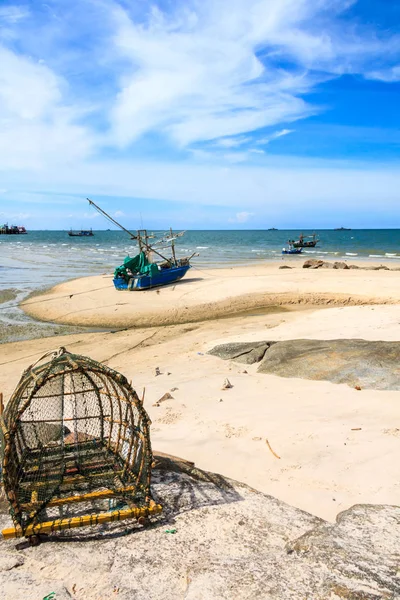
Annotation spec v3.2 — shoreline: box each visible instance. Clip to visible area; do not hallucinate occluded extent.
[21,260,400,329]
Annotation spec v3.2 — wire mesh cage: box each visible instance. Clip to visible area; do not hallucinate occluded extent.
[0,347,161,539]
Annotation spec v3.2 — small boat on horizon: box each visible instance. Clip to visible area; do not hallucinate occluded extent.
[68,228,94,237]
[334,227,351,231]
[268,227,278,231]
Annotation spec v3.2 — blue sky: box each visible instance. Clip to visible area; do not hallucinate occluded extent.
[0,0,399,229]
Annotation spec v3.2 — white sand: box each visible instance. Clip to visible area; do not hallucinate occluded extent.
[0,265,399,521]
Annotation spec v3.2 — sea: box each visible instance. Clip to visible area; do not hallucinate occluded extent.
[0,229,399,344]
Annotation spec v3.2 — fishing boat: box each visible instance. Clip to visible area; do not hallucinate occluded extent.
[68,228,94,237]
[282,244,302,255]
[87,198,195,290]
[291,233,319,248]
[0,224,27,235]
[334,227,351,231]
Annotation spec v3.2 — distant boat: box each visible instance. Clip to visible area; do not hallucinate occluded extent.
[334,227,351,231]
[291,233,319,248]
[68,229,94,237]
[268,227,278,231]
[0,224,27,235]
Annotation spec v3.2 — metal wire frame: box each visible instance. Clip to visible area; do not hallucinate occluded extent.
[0,348,160,539]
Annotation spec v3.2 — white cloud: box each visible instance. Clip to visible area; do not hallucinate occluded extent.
[229,211,255,223]
[107,0,399,150]
[0,5,30,24]
[366,65,400,82]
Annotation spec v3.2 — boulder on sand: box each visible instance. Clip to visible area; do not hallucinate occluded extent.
[209,339,400,390]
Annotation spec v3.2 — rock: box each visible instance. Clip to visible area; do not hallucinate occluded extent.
[257,339,400,390]
[155,367,161,376]
[208,342,272,364]
[348,264,360,269]
[279,265,292,269]
[0,553,24,572]
[153,392,173,407]
[0,456,398,600]
[209,339,400,390]
[333,261,349,269]
[222,378,233,389]
[303,259,324,269]
[320,262,334,268]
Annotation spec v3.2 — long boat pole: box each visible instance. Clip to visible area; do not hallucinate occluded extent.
[87,198,137,239]
[87,198,172,265]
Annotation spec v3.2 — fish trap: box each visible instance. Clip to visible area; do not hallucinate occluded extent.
[0,347,161,539]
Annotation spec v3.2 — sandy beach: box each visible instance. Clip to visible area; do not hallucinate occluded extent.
[0,261,398,522]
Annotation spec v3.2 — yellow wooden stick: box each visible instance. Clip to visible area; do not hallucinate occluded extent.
[2,503,162,539]
[21,486,137,510]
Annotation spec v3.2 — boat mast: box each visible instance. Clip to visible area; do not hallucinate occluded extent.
[87,198,173,265]
[170,228,177,265]
[87,198,137,239]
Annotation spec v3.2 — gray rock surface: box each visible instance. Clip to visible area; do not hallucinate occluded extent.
[0,454,398,600]
[208,341,273,364]
[303,259,398,271]
[209,339,400,390]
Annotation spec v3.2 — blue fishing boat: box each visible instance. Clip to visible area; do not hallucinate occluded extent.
[282,244,303,255]
[87,198,195,291]
[114,262,191,290]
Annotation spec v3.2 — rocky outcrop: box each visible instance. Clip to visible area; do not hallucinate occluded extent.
[208,339,400,390]
[0,454,398,600]
[303,260,398,270]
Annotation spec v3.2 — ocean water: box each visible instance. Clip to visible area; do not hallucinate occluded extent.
[0,229,399,344]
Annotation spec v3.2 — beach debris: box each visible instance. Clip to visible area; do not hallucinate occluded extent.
[355,385,362,391]
[219,398,223,402]
[266,438,281,459]
[155,367,161,376]
[153,392,174,407]
[242,370,248,374]
[252,437,262,441]
[43,594,56,600]
[167,372,171,375]
[197,352,204,355]
[222,378,233,390]
[170,387,179,392]
[351,428,362,431]
[165,528,177,534]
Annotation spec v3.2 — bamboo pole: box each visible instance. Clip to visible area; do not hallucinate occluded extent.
[2,503,163,539]
[21,485,137,510]
[0,393,4,416]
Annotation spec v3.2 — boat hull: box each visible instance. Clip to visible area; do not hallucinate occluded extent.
[113,265,191,290]
[292,241,317,248]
